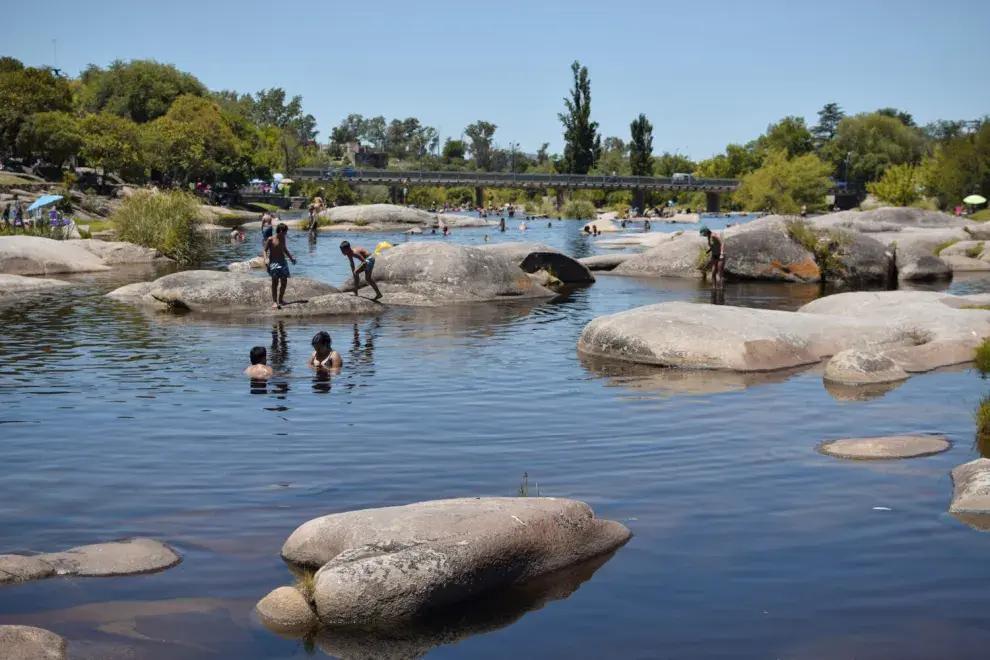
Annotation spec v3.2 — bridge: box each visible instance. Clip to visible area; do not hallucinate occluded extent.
[293,168,741,211]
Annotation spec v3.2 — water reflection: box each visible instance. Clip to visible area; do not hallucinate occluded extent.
[823,379,906,402]
[273,550,618,660]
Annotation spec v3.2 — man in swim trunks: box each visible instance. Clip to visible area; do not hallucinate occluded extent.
[264,223,296,309]
[339,240,383,300]
[309,331,343,370]
[245,346,274,378]
[700,226,725,287]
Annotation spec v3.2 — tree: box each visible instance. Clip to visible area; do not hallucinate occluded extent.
[866,163,923,206]
[15,111,83,168]
[922,121,990,209]
[144,95,241,185]
[249,88,319,173]
[736,149,832,213]
[0,64,73,156]
[77,59,206,123]
[876,107,916,127]
[363,116,387,150]
[464,120,497,171]
[924,119,970,143]
[441,138,466,163]
[654,152,697,177]
[536,142,550,164]
[558,60,601,174]
[629,114,654,176]
[824,113,927,186]
[330,113,367,147]
[79,113,145,182]
[758,116,814,159]
[812,103,844,148]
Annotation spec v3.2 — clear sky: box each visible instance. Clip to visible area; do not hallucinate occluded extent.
[5,0,989,159]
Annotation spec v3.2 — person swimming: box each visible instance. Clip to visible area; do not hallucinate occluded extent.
[245,346,274,378]
[309,331,343,370]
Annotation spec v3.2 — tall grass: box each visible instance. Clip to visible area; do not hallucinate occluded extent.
[110,190,205,263]
[975,394,990,439]
[974,337,990,376]
[561,199,596,220]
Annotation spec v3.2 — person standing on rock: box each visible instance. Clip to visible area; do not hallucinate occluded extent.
[264,223,296,310]
[700,226,725,287]
[340,240,383,301]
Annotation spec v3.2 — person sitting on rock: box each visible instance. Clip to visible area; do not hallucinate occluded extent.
[340,240,383,301]
[309,331,343,370]
[700,226,725,287]
[264,223,296,310]
[245,346,274,379]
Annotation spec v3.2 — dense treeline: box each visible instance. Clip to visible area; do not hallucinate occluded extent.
[1,54,987,213]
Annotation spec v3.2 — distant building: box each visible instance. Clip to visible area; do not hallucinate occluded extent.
[345,142,388,169]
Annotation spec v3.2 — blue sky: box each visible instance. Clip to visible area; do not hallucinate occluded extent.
[5,0,989,159]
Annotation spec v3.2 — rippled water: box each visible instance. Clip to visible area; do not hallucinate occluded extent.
[3,219,990,659]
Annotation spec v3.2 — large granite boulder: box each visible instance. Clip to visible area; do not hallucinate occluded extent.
[478,242,595,284]
[823,348,910,385]
[892,236,952,281]
[0,626,66,660]
[611,232,707,278]
[578,254,634,271]
[949,459,990,515]
[321,204,435,226]
[722,227,819,282]
[66,239,173,265]
[439,215,492,228]
[0,235,110,275]
[0,274,71,299]
[341,242,556,306]
[0,538,180,585]
[813,207,968,232]
[106,270,372,316]
[277,497,630,627]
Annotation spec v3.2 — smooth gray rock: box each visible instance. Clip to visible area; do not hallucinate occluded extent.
[814,207,968,231]
[0,274,71,299]
[66,239,172,265]
[0,555,55,584]
[893,237,952,281]
[0,235,110,276]
[578,254,634,271]
[823,349,910,385]
[255,586,319,634]
[107,270,340,313]
[340,242,556,306]
[40,538,181,577]
[245,293,382,318]
[937,240,986,258]
[321,204,435,225]
[834,231,894,283]
[438,215,492,228]
[817,434,950,460]
[281,497,630,626]
[612,232,707,278]
[227,256,267,272]
[941,254,990,272]
[0,625,67,660]
[950,459,990,514]
[478,242,594,284]
[723,227,818,282]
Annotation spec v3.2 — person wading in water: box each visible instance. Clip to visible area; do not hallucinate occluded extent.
[700,226,725,287]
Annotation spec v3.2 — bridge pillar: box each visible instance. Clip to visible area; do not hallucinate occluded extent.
[632,189,646,214]
[555,189,565,209]
[705,192,721,213]
[475,187,484,208]
[389,186,399,204]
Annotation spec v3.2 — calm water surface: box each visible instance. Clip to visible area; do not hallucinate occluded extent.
[2,219,990,659]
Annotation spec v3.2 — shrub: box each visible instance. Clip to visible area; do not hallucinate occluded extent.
[975,337,990,376]
[970,209,990,222]
[784,218,850,279]
[109,189,205,263]
[561,199,596,219]
[966,242,985,259]
[975,394,990,439]
[933,239,959,255]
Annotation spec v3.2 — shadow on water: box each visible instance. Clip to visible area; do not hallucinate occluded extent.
[276,549,620,660]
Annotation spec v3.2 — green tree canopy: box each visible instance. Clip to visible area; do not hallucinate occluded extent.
[15,111,83,168]
[0,64,73,156]
[464,120,498,171]
[824,112,927,186]
[922,120,990,209]
[736,149,832,213]
[757,116,814,159]
[79,113,145,182]
[442,138,467,164]
[77,59,206,123]
[558,61,601,174]
[144,95,243,185]
[629,114,654,177]
[812,102,844,148]
[866,163,923,207]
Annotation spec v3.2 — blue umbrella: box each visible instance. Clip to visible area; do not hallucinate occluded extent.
[26,195,63,212]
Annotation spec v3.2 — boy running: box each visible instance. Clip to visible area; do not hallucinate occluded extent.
[264,223,296,309]
[339,240,383,301]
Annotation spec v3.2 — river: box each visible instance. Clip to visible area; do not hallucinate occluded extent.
[2,216,990,659]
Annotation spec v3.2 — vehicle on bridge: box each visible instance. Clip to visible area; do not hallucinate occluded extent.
[325,167,356,178]
[672,172,695,184]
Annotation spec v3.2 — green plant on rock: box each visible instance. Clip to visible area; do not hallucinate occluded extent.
[966,242,984,259]
[109,189,205,263]
[975,337,990,377]
[975,394,990,441]
[784,218,851,279]
[933,239,959,255]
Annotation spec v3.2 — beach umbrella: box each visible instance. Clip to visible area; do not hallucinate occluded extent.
[273,173,284,182]
[279,178,294,185]
[964,194,987,205]
[249,178,264,184]
[26,194,63,212]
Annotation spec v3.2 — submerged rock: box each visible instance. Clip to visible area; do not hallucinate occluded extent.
[227,256,266,272]
[478,242,594,284]
[817,434,950,460]
[578,254,634,271]
[0,235,110,276]
[0,538,180,584]
[341,242,556,306]
[0,625,67,660]
[255,586,319,634]
[0,274,71,299]
[823,349,909,385]
[279,497,630,626]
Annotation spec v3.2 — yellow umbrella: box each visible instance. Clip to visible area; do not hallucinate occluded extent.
[964,194,987,205]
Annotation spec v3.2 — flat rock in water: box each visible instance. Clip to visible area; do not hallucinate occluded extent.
[0,625,67,660]
[612,233,707,278]
[439,215,492,228]
[245,293,382,318]
[581,219,622,233]
[941,254,990,272]
[0,274,71,299]
[578,254,634,271]
[40,538,181,577]
[107,270,340,313]
[227,256,267,272]
[280,497,630,626]
[0,555,56,584]
[478,242,594,284]
[0,235,110,276]
[339,242,555,305]
[813,207,968,231]
[817,434,950,460]
[321,204,435,225]
[823,348,910,385]
[950,459,990,515]
[66,239,172,265]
